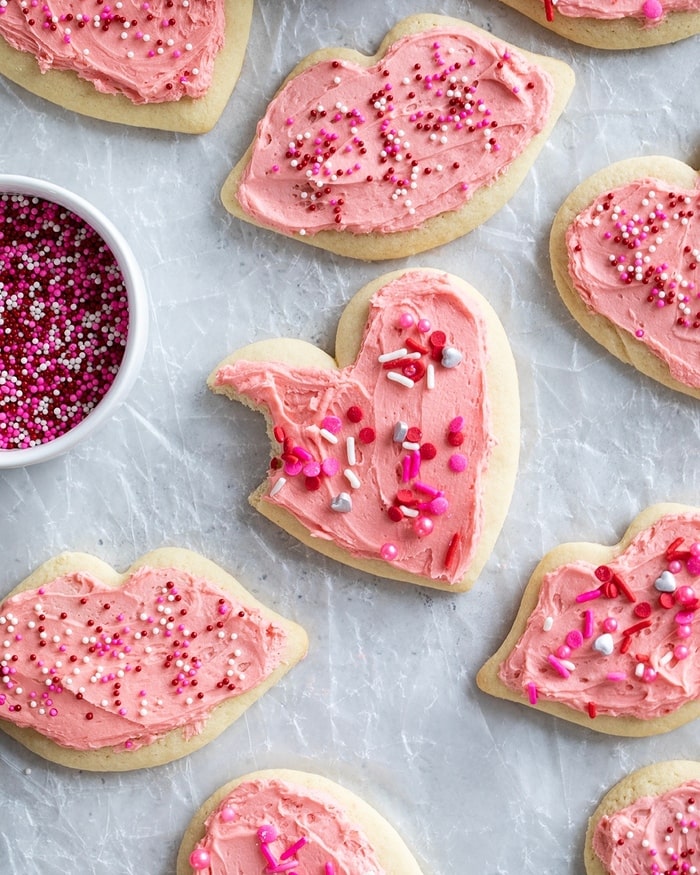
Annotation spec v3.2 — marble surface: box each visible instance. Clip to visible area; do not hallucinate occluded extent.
[0,1,699,873]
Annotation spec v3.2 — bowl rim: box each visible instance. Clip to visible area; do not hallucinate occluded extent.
[0,174,149,469]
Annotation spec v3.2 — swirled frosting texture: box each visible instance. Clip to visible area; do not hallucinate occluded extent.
[498,513,700,721]
[0,566,287,750]
[236,26,554,236]
[214,271,495,584]
[593,781,700,875]
[0,0,224,102]
[552,0,700,19]
[566,177,700,388]
[191,777,386,875]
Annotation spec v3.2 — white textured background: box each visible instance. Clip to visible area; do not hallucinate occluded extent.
[0,2,699,873]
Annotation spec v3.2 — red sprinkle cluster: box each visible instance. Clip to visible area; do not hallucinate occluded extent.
[0,193,129,450]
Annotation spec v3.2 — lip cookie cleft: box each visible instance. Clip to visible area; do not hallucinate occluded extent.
[209,268,519,593]
[221,14,574,260]
[0,548,307,769]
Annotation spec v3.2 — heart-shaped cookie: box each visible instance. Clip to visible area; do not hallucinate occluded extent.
[176,769,424,875]
[0,0,252,132]
[0,548,307,769]
[209,269,519,593]
[477,504,700,736]
[584,761,700,875]
[550,156,700,399]
[221,14,574,260]
[495,0,700,49]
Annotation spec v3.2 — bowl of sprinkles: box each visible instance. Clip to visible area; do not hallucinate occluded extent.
[0,175,148,467]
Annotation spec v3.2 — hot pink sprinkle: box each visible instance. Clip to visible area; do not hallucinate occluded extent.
[575,589,602,603]
[527,682,538,705]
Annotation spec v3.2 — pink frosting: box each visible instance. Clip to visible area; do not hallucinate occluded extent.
[189,777,386,874]
[236,26,554,236]
[550,0,700,20]
[0,566,288,750]
[566,177,700,389]
[498,513,700,721]
[0,0,224,103]
[593,780,700,875]
[214,271,495,585]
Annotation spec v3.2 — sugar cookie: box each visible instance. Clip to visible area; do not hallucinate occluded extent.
[0,0,253,132]
[0,548,307,769]
[177,769,424,875]
[209,268,520,592]
[497,0,700,49]
[221,14,574,260]
[550,156,700,399]
[478,504,700,735]
[584,760,700,875]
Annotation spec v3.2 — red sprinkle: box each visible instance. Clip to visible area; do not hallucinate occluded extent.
[358,427,375,444]
[346,405,364,423]
[587,701,597,719]
[445,532,461,571]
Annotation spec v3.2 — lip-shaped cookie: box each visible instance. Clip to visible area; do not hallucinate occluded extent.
[0,0,253,132]
[495,0,700,49]
[221,14,574,260]
[209,268,519,592]
[550,156,700,400]
[176,769,424,875]
[584,761,700,875]
[0,548,307,769]
[477,504,700,736]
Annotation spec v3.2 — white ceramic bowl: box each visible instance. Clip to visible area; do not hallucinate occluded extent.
[0,175,149,468]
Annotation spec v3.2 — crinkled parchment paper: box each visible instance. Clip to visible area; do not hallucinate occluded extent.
[0,1,699,873]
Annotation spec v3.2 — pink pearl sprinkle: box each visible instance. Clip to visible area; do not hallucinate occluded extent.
[642,0,663,17]
[189,848,211,871]
[448,453,468,472]
[220,806,237,823]
[380,542,398,561]
[398,312,414,329]
[417,318,431,333]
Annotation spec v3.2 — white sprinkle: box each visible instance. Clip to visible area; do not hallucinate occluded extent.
[543,616,554,632]
[399,505,419,518]
[270,477,286,497]
[346,436,356,466]
[378,347,407,363]
[387,372,414,389]
[319,428,338,444]
[344,468,361,489]
[402,441,420,451]
[660,650,674,666]
[426,363,435,390]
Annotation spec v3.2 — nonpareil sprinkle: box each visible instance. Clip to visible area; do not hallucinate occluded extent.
[0,193,129,450]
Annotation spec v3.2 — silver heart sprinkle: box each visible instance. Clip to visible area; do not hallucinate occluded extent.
[330,492,352,513]
[441,346,462,369]
[593,633,614,656]
[654,570,677,593]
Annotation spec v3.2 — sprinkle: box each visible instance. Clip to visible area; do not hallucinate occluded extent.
[270,477,287,497]
[587,701,597,719]
[426,363,435,389]
[583,610,594,638]
[344,468,361,489]
[575,589,602,603]
[444,532,461,572]
[280,837,308,860]
[527,682,538,705]
[319,428,339,444]
[346,436,356,466]
[387,371,415,388]
[543,616,554,632]
[606,671,627,681]
[547,654,570,678]
[378,347,408,363]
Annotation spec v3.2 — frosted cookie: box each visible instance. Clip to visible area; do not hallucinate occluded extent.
[0,0,253,132]
[0,548,307,770]
[496,0,700,49]
[585,761,700,875]
[221,14,575,261]
[550,156,700,400]
[477,504,700,736]
[209,268,520,593]
[176,768,424,875]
